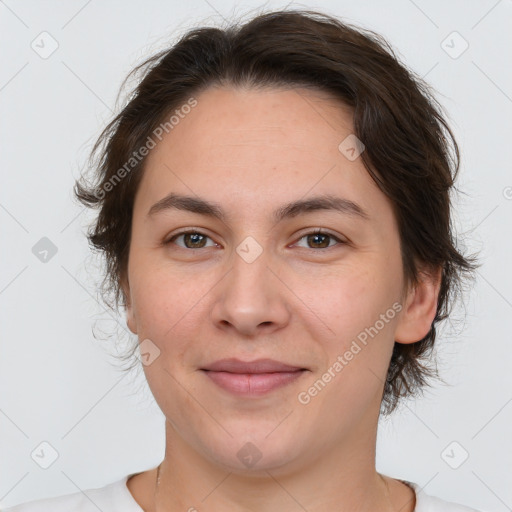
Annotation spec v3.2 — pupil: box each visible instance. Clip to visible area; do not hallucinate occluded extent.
[186,233,205,248]
[310,233,328,248]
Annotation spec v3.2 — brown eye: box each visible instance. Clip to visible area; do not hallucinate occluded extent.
[294,230,345,250]
[166,231,215,249]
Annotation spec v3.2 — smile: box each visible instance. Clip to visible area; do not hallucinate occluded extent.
[201,369,307,396]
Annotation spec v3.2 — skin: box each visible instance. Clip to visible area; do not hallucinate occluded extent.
[122,85,441,511]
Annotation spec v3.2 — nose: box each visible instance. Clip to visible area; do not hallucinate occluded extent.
[210,242,291,337]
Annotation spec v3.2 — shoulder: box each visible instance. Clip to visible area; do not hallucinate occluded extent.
[403,480,485,512]
[1,474,143,512]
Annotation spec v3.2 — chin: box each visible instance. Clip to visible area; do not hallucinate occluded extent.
[197,427,306,475]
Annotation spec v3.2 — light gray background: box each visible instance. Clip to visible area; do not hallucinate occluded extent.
[1,0,511,510]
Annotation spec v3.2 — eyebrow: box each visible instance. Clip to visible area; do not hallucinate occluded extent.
[147,193,370,223]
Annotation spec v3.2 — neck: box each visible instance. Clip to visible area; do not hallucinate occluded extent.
[152,415,408,512]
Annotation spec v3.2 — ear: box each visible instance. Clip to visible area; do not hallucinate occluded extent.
[394,265,442,344]
[120,273,137,335]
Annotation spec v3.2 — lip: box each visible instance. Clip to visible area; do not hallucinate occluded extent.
[201,358,306,373]
[200,358,308,396]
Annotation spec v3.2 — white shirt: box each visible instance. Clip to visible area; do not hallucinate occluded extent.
[2,475,483,512]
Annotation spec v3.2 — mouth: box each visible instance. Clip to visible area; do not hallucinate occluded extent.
[200,358,309,396]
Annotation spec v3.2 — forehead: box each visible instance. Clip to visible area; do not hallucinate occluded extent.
[160,85,355,158]
[136,86,392,226]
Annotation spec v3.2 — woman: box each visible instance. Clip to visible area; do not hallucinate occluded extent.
[5,8,482,512]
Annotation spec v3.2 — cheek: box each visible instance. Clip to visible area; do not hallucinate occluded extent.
[292,262,396,337]
[130,254,185,317]
[128,261,214,352]
[291,261,400,391]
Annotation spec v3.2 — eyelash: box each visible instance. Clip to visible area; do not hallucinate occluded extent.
[163,229,346,251]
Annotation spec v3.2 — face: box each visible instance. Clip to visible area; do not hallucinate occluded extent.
[123,86,436,475]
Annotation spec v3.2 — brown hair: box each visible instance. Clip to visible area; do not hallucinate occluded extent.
[75,8,479,415]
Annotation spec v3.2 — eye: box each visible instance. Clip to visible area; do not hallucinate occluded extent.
[293,229,346,250]
[165,230,217,249]
[164,229,346,251]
